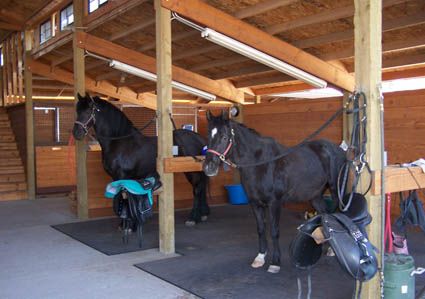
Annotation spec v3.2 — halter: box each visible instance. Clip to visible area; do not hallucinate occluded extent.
[207,128,237,168]
[74,104,99,136]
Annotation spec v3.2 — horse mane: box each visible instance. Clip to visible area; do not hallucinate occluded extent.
[93,97,136,136]
[231,119,286,149]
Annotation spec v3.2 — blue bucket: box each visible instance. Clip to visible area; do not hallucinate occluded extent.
[225,184,249,205]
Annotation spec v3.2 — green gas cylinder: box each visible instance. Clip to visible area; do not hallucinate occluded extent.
[384,254,415,299]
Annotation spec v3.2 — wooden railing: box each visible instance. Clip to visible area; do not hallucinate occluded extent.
[1,32,25,107]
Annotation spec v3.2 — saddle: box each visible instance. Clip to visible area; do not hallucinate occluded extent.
[289,193,378,282]
[105,177,161,226]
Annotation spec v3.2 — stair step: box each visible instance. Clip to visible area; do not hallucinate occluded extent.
[0,182,27,192]
[0,190,27,201]
[0,135,15,142]
[0,151,20,158]
[0,167,24,174]
[0,122,11,128]
[0,159,23,166]
[0,173,26,183]
[0,115,9,121]
[0,143,18,150]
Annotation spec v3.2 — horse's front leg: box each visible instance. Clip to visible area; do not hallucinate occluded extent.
[267,199,281,273]
[251,202,268,268]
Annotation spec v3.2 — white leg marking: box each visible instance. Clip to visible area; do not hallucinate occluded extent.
[267,265,281,274]
[251,252,266,268]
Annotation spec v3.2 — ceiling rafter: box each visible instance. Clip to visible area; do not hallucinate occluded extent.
[75,32,245,103]
[161,0,355,91]
[27,59,157,109]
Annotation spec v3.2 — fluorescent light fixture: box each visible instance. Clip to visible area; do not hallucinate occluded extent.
[272,87,343,99]
[382,77,425,93]
[109,60,216,101]
[201,28,327,89]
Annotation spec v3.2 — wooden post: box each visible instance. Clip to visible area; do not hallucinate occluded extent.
[24,30,36,200]
[73,0,88,219]
[354,1,383,298]
[155,0,175,254]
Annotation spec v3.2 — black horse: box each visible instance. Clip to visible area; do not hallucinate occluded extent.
[72,94,210,225]
[203,111,346,273]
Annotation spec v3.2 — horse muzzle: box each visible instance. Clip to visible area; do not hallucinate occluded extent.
[203,160,219,177]
[72,124,86,141]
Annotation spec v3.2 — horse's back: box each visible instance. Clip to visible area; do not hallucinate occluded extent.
[173,129,206,156]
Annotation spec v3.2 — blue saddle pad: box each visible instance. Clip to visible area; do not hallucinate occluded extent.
[104,178,155,205]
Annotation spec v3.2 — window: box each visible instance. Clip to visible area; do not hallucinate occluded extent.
[60,4,74,30]
[89,0,108,13]
[40,20,52,44]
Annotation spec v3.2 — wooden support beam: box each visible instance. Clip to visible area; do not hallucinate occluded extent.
[24,30,36,200]
[1,47,6,105]
[0,21,22,31]
[294,11,425,49]
[163,156,203,173]
[266,0,404,35]
[155,0,174,254]
[11,34,18,103]
[26,0,68,27]
[320,35,425,61]
[16,33,24,102]
[234,0,297,19]
[75,32,244,103]
[73,0,88,219]
[253,83,313,96]
[354,1,382,298]
[160,0,355,92]
[27,59,157,109]
[372,166,425,195]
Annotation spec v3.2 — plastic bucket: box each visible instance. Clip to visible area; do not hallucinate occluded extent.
[225,184,249,205]
[384,254,415,299]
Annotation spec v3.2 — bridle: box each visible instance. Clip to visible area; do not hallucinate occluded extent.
[74,104,99,136]
[206,127,237,168]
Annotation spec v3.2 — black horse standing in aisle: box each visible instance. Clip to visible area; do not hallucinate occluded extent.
[203,111,346,273]
[72,94,210,225]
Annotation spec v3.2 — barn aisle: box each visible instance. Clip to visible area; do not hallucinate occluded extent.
[0,197,195,299]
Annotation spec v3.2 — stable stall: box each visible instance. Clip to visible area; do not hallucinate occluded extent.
[1,0,425,298]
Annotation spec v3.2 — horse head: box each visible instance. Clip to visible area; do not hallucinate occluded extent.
[72,93,100,140]
[203,110,234,177]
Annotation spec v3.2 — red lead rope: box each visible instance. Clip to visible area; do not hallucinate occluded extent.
[384,193,393,253]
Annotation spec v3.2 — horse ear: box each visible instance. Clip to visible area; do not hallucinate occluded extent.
[221,109,229,120]
[77,93,85,102]
[206,110,212,121]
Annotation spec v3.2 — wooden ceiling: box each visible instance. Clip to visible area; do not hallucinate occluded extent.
[2,0,425,105]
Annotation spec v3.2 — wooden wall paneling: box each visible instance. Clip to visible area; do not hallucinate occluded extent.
[36,146,76,190]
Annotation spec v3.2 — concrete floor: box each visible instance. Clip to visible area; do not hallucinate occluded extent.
[0,197,196,299]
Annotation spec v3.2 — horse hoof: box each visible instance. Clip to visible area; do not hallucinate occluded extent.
[185,220,196,227]
[201,215,208,222]
[251,253,266,268]
[326,247,335,256]
[267,265,281,274]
